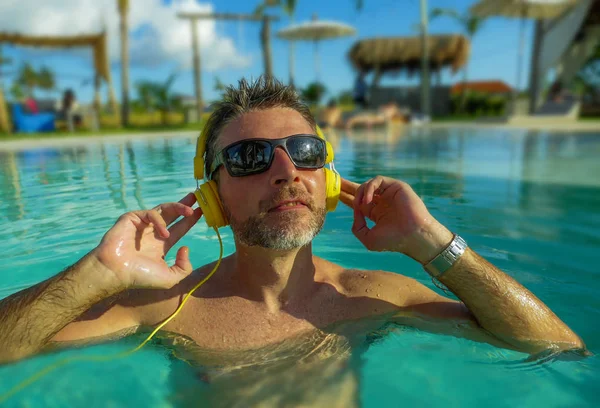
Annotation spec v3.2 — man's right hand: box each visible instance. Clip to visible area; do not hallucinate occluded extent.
[91,193,203,291]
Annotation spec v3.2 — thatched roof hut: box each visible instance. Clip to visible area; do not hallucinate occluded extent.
[348,34,470,76]
[0,32,117,133]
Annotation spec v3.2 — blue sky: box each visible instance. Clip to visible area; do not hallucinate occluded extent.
[0,0,536,104]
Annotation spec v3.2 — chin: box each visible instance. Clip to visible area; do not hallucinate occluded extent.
[231,207,327,250]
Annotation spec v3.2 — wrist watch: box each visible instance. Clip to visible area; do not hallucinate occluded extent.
[423,234,468,279]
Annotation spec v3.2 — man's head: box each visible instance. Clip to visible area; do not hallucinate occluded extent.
[203,76,327,250]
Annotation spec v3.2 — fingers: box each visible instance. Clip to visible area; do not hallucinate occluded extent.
[363,177,384,205]
[179,192,197,207]
[339,190,355,209]
[169,246,194,277]
[154,194,196,225]
[164,207,203,253]
[351,206,372,249]
[137,209,169,238]
[356,176,398,206]
[340,177,360,195]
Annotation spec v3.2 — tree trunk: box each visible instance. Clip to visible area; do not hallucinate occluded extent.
[460,65,468,113]
[191,19,203,121]
[289,40,296,87]
[119,0,130,127]
[261,16,273,78]
[0,85,10,134]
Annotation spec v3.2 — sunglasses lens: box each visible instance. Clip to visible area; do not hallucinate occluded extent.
[287,136,326,168]
[225,140,272,176]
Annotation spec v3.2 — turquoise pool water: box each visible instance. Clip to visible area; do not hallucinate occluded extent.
[0,127,599,407]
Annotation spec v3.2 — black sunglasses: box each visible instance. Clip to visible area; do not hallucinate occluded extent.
[209,134,327,179]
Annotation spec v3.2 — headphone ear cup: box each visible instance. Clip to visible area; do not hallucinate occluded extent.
[194,181,229,228]
[324,141,334,164]
[324,168,340,212]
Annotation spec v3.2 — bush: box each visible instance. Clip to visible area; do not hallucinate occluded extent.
[337,91,354,106]
[487,95,506,115]
[451,92,507,116]
[301,82,327,106]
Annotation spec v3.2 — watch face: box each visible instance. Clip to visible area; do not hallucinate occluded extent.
[425,235,467,278]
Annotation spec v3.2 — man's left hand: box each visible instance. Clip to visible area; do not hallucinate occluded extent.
[340,176,453,264]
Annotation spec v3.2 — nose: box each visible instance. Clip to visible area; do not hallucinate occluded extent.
[269,146,299,186]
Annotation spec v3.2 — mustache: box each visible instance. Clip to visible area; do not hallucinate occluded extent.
[260,186,315,212]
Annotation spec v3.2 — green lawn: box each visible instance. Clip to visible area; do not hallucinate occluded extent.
[0,121,206,142]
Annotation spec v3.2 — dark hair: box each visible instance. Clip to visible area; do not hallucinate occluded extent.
[203,75,316,179]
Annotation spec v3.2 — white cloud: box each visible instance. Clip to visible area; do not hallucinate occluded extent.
[0,0,251,71]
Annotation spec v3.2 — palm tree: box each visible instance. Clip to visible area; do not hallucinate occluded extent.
[255,1,297,85]
[16,63,38,97]
[37,66,55,97]
[153,74,179,125]
[118,0,130,127]
[135,81,155,113]
[430,8,487,110]
[9,82,25,100]
[255,0,362,86]
[136,74,178,125]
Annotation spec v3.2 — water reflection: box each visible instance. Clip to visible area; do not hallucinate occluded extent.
[163,330,360,408]
[0,129,599,406]
[0,151,25,221]
[126,142,146,210]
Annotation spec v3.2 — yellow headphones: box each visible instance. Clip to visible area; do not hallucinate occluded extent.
[193,124,341,228]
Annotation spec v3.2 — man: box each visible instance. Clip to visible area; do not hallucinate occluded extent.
[0,77,585,403]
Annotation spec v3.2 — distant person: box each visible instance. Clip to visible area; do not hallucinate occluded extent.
[353,72,368,109]
[548,80,564,102]
[318,99,343,129]
[344,101,404,129]
[56,89,82,132]
[23,96,39,114]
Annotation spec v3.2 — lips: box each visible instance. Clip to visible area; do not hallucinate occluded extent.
[269,199,309,212]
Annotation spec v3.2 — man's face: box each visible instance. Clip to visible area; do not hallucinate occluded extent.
[215,108,327,250]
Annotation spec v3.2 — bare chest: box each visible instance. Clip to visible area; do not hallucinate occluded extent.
[161,297,322,350]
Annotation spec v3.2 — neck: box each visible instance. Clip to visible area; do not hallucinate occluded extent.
[231,242,316,313]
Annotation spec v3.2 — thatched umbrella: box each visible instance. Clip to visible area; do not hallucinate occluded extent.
[278,15,356,82]
[348,34,470,85]
[470,0,579,112]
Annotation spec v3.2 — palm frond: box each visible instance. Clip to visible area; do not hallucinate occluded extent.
[283,0,297,16]
[430,8,461,22]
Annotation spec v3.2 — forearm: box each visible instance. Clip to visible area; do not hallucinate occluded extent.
[0,252,122,363]
[440,249,583,351]
[419,226,584,352]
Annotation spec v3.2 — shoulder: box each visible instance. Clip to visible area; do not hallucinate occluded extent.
[120,258,226,325]
[335,268,446,307]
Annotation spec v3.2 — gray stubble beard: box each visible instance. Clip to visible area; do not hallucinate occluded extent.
[223,188,327,251]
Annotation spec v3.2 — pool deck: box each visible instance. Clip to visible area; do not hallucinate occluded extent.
[0,121,598,152]
[428,120,600,132]
[0,130,199,152]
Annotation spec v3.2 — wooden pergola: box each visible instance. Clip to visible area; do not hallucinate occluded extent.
[0,31,118,133]
[177,12,279,119]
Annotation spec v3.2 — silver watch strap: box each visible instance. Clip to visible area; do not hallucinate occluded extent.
[424,235,467,278]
